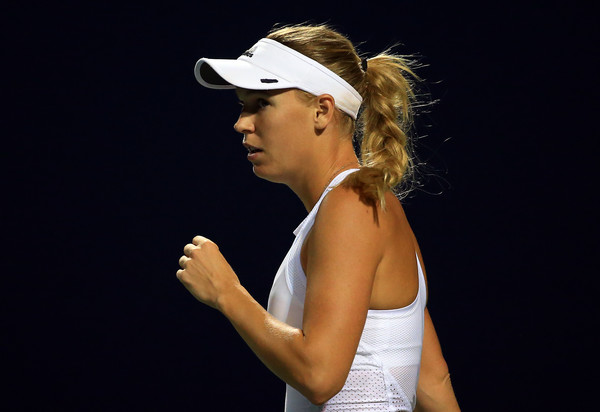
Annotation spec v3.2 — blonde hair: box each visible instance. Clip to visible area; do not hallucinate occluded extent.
[267,24,421,208]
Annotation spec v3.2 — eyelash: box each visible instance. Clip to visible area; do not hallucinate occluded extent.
[238,98,270,111]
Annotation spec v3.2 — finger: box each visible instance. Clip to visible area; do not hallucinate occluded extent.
[183,243,196,257]
[176,269,185,280]
[192,235,211,246]
[179,255,190,269]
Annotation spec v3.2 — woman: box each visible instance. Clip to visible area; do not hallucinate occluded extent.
[177,24,460,411]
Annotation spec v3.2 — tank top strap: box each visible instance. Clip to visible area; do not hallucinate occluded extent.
[293,168,360,237]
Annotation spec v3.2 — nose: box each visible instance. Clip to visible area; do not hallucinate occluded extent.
[233,112,255,135]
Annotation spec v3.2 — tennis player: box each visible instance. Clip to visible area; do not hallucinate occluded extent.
[177,24,460,411]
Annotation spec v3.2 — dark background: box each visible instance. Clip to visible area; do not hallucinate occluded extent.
[4,1,597,410]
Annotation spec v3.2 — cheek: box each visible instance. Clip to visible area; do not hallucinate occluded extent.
[284,107,314,137]
[262,104,313,156]
[269,114,307,145]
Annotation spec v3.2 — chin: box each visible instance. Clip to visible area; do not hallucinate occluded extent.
[252,165,287,184]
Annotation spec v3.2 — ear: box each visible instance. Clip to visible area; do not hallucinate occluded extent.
[314,94,336,130]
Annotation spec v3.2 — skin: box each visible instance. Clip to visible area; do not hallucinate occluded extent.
[177,89,459,409]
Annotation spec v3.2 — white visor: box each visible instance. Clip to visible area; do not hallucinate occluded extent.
[194,38,363,119]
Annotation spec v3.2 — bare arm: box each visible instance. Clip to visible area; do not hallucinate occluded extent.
[414,308,460,412]
[177,187,381,405]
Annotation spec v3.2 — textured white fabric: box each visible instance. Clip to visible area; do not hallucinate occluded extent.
[194,38,363,119]
[267,169,427,412]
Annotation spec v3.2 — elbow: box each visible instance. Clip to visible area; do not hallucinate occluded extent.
[296,368,345,406]
[304,385,341,406]
[305,388,336,407]
[419,369,452,396]
[416,371,460,411]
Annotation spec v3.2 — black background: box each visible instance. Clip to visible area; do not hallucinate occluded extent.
[4,1,598,410]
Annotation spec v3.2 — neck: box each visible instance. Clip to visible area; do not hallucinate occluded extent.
[289,149,360,212]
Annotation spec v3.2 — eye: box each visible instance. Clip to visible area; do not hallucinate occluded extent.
[237,96,269,113]
[257,98,269,109]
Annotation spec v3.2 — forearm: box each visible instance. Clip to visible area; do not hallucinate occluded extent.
[415,372,460,412]
[178,236,361,404]
[217,284,330,403]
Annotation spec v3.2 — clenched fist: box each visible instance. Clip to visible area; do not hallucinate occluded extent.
[177,235,240,310]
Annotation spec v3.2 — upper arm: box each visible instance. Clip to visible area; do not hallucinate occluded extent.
[420,308,450,382]
[300,187,383,392]
[416,309,461,411]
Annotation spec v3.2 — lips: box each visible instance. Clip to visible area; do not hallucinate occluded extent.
[243,143,263,154]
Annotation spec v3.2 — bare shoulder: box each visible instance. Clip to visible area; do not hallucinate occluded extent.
[316,184,384,232]
[316,184,409,241]
[303,184,385,274]
[303,184,384,275]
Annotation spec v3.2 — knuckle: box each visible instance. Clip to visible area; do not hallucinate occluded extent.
[183,243,194,255]
[201,240,218,250]
[178,255,188,267]
[193,235,217,249]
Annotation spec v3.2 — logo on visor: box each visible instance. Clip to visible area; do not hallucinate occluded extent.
[242,45,257,58]
[260,79,278,83]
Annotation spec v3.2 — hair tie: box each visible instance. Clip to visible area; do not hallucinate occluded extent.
[361,58,368,72]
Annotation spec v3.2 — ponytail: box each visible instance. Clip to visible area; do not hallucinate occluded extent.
[345,53,419,209]
[266,24,422,208]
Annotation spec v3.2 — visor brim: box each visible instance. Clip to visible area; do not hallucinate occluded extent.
[194,58,294,90]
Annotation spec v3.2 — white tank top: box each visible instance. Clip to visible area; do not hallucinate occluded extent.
[267,169,427,412]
